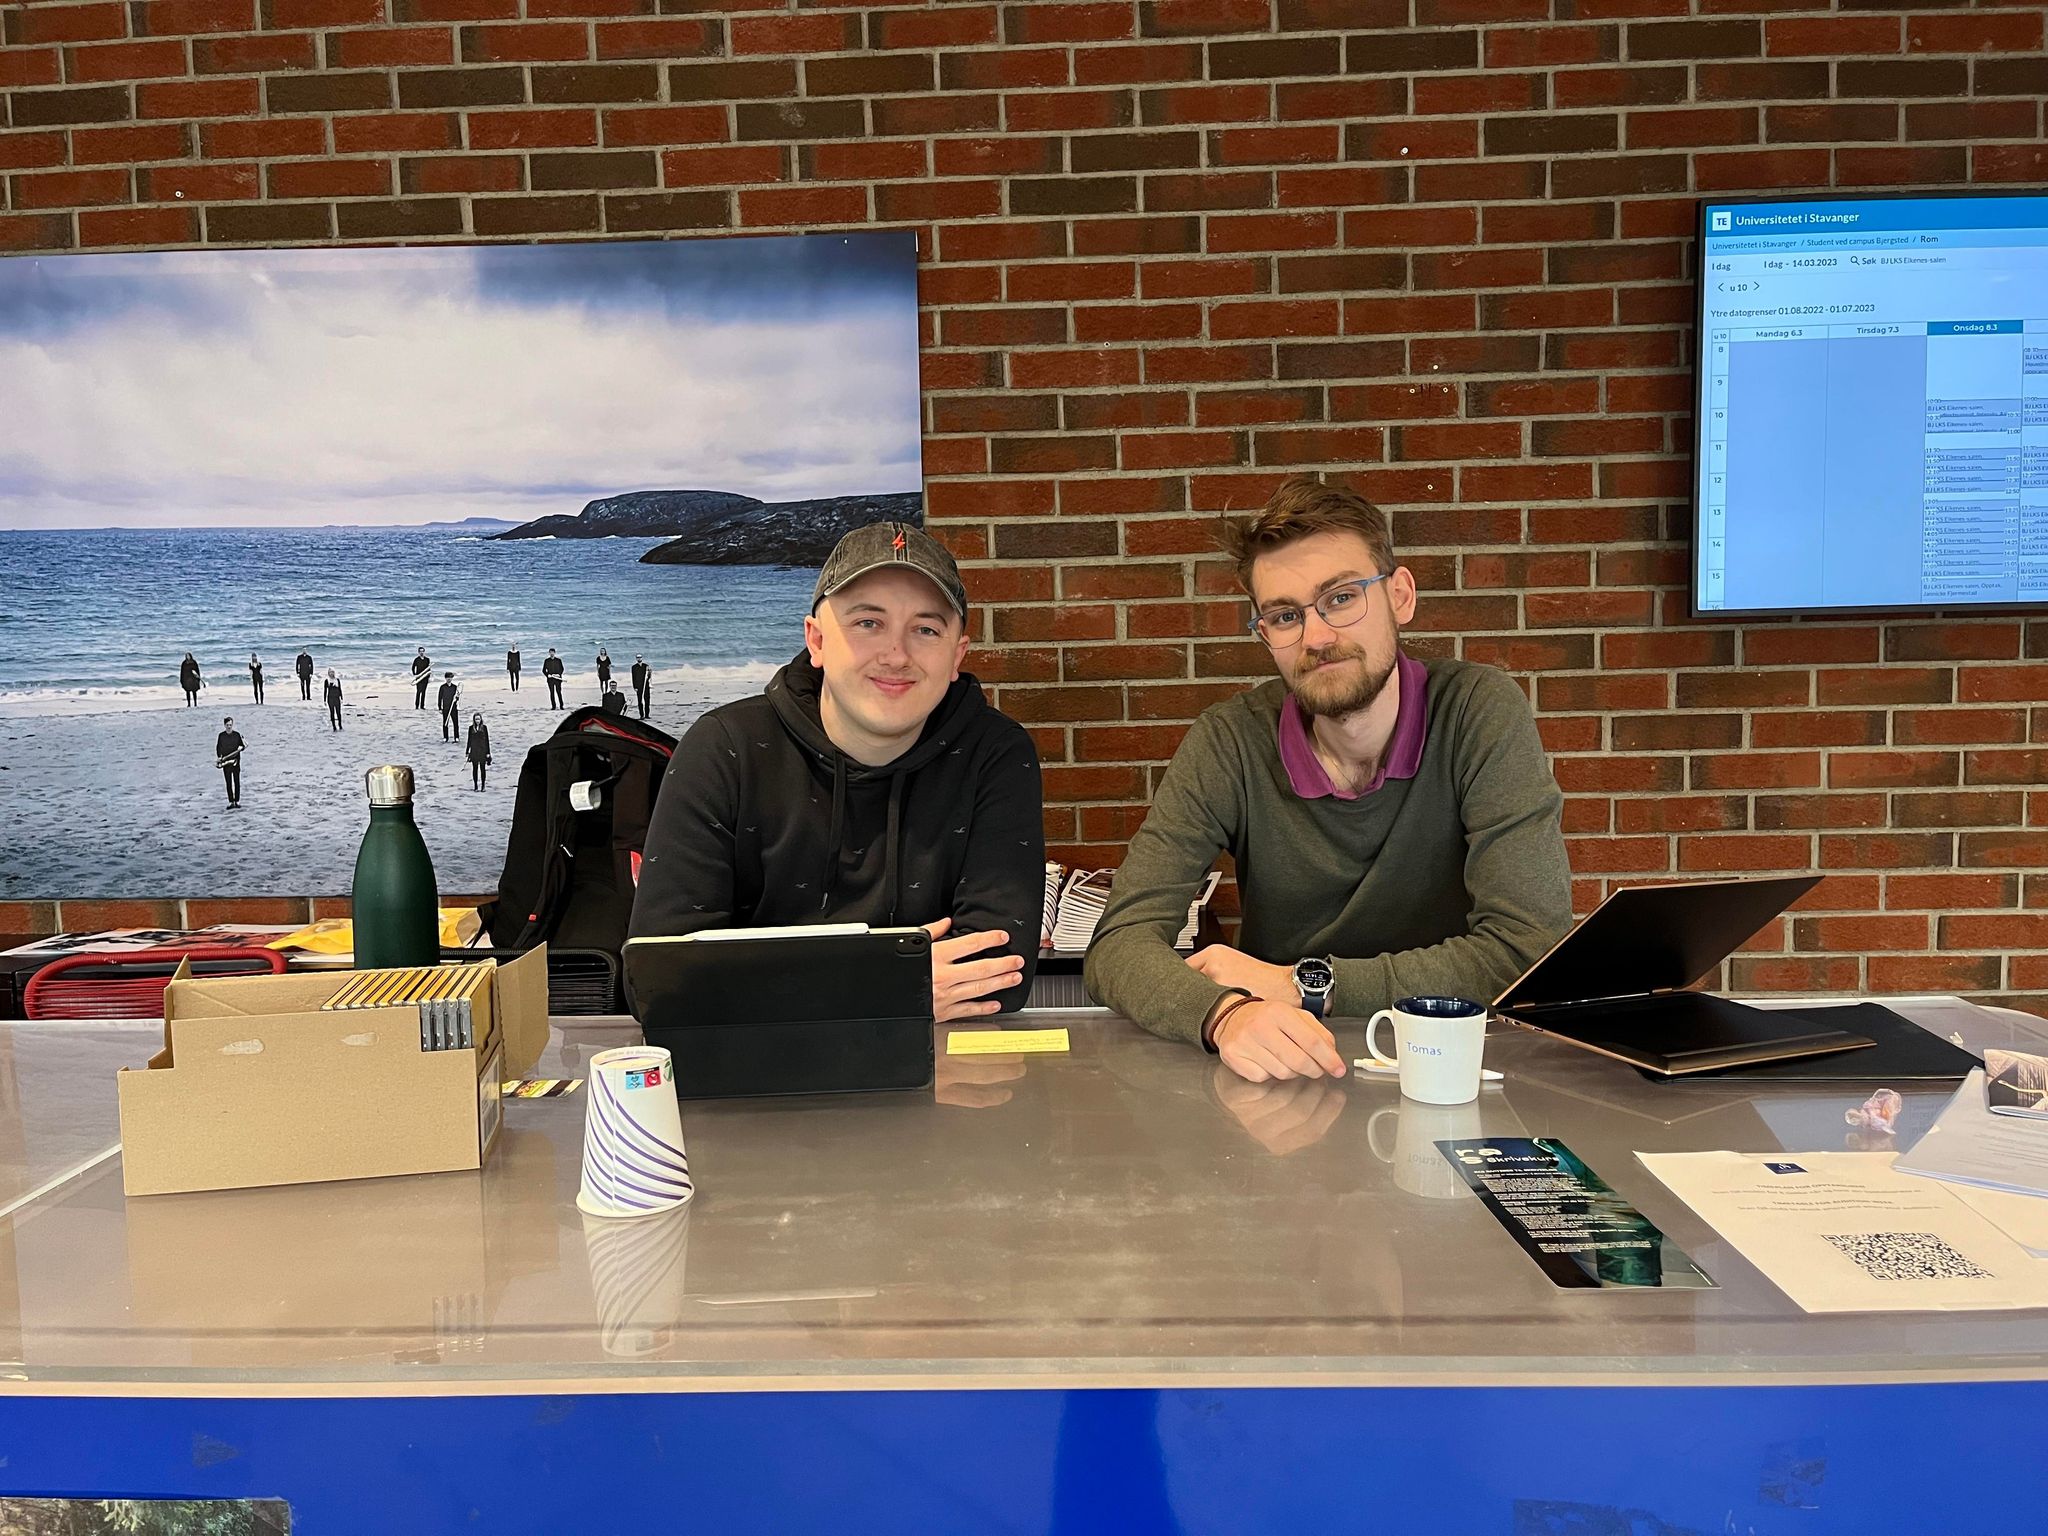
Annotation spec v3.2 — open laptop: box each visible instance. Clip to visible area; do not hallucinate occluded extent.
[623,925,934,1098]
[1492,875,1874,1076]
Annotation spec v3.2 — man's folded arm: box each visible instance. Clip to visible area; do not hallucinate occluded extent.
[1084,715,1242,1044]
[1326,673,1573,1017]
[627,715,740,943]
[949,727,1046,1012]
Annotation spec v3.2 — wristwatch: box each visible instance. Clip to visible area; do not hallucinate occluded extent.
[1292,956,1336,1019]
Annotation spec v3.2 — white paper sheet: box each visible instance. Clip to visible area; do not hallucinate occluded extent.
[1637,1149,2048,1314]
[1894,1070,2048,1200]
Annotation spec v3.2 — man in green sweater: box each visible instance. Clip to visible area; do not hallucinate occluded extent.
[1084,475,1572,1082]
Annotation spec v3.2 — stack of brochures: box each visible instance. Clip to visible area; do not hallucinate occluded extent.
[1043,868,1220,953]
[1894,1053,2048,1259]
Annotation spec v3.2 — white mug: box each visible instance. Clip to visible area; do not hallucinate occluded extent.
[1365,995,1488,1105]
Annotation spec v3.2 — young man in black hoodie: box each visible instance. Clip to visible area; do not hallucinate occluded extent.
[630,522,1044,1024]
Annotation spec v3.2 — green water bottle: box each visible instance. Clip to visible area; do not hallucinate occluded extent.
[352,764,440,969]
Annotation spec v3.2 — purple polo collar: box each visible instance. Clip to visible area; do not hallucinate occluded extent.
[1277,651,1429,801]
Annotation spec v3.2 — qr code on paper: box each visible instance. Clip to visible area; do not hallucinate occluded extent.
[1823,1232,1993,1281]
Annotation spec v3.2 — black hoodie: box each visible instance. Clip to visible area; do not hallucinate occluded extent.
[629,652,1044,1009]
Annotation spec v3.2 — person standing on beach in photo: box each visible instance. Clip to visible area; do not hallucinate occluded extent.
[215,716,244,808]
[296,647,314,701]
[507,644,521,692]
[179,652,202,707]
[630,655,651,719]
[411,646,432,709]
[467,712,491,791]
[596,646,613,695]
[438,672,461,741]
[542,648,565,708]
[249,652,264,704]
[600,679,627,716]
[324,669,344,731]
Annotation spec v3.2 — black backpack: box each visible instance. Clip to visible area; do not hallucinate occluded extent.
[479,706,677,956]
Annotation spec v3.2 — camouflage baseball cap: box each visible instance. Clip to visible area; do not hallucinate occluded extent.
[812,521,967,622]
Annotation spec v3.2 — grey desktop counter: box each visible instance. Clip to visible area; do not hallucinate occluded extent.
[3,1002,2046,1532]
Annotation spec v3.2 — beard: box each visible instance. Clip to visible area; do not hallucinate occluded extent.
[1287,641,1397,720]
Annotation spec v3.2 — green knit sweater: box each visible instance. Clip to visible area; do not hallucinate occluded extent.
[1083,657,1573,1044]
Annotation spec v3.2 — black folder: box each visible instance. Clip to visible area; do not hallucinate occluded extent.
[1493,875,1876,1076]
[624,926,935,1098]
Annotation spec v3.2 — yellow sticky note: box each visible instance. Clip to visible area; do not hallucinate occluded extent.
[946,1027,1070,1056]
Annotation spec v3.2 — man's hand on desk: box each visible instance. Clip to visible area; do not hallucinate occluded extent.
[924,918,1025,1024]
[1185,943,1296,1005]
[1211,1065,1347,1155]
[1212,1000,1346,1082]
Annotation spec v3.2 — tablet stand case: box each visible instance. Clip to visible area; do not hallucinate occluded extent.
[625,929,934,1099]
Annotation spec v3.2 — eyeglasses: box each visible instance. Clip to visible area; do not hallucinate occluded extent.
[1247,573,1391,647]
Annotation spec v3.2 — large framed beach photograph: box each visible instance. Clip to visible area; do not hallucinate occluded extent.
[0,230,923,900]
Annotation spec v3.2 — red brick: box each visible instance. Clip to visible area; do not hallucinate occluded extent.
[1689,752,1821,791]
[1908,13,2043,55]
[729,11,855,54]
[401,154,520,193]
[1484,23,1617,68]
[72,121,189,163]
[1885,874,2016,911]
[144,162,258,200]
[267,159,390,198]
[1815,666,1953,706]
[136,77,260,117]
[595,18,721,59]
[1941,914,2048,950]
[1959,664,2048,703]
[0,46,62,87]
[1741,626,1880,666]
[134,0,255,32]
[1868,955,2001,994]
[602,105,726,147]
[1752,712,1887,749]
[1819,833,1954,871]
[330,26,454,65]
[1565,836,1673,874]
[1961,831,2048,869]
[64,37,189,81]
[469,109,599,150]
[661,145,785,187]
[195,32,317,71]
[1752,794,1887,831]
[13,169,130,209]
[1828,751,1959,790]
[79,204,197,244]
[1676,834,1812,873]
[1615,796,1747,834]
[1556,757,1684,794]
[1613,714,1743,751]
[334,112,457,153]
[1793,914,1928,953]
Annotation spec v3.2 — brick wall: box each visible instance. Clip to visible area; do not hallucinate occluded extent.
[4,0,2048,1003]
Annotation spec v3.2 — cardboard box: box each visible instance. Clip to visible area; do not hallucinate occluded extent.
[117,947,551,1197]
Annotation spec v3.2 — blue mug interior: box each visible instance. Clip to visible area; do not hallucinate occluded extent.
[1396,995,1485,1019]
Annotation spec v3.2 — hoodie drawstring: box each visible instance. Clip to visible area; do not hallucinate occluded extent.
[882,770,907,924]
[822,755,847,911]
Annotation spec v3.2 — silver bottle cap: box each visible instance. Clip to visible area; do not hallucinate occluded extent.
[364,764,416,807]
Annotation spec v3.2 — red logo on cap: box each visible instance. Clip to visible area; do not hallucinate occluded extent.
[892,530,906,553]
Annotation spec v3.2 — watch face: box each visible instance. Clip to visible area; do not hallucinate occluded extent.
[1295,958,1334,992]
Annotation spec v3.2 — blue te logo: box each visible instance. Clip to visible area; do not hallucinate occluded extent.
[1710,211,1732,232]
[1765,1161,1805,1175]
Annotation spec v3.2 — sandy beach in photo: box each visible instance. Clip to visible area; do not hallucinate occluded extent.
[0,664,776,899]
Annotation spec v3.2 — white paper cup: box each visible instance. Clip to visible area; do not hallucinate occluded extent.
[582,1205,691,1357]
[576,1045,695,1219]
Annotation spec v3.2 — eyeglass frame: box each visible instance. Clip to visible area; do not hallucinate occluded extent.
[1245,571,1394,647]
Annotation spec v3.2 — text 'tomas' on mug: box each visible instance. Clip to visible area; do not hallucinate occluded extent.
[1364,995,1489,1105]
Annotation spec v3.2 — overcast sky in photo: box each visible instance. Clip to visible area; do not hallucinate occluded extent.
[0,230,923,530]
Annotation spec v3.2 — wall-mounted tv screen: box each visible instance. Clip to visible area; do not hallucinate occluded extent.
[1693,190,2048,618]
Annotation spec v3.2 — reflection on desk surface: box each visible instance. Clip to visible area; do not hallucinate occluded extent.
[0,999,2045,1391]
